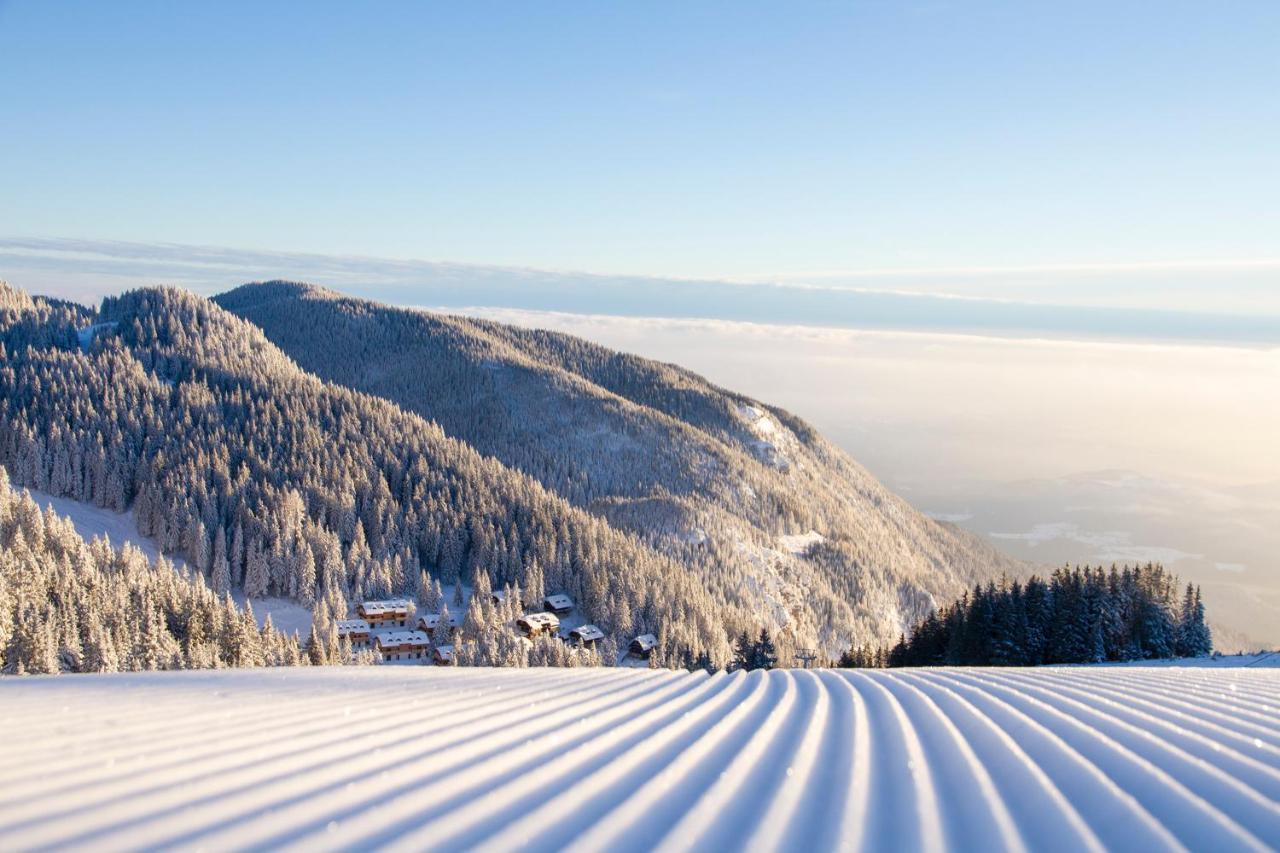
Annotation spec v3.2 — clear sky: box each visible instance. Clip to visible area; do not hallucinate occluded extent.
[2,1,1278,280]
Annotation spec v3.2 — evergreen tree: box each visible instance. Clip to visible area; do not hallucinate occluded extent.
[306,623,326,666]
[752,629,778,671]
[732,631,753,671]
[210,526,231,596]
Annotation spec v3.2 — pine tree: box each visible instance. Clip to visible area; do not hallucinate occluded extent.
[1178,585,1212,657]
[210,526,231,596]
[295,545,317,606]
[523,560,546,609]
[599,635,619,667]
[417,570,439,611]
[433,604,453,647]
[732,630,753,671]
[752,628,778,671]
[230,522,246,587]
[243,540,270,600]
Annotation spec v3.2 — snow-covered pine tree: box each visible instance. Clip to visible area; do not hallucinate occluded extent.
[417,570,439,611]
[211,526,232,596]
[306,624,326,665]
[243,540,270,600]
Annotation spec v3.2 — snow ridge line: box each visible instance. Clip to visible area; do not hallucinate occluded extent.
[0,666,1277,852]
[939,670,1271,852]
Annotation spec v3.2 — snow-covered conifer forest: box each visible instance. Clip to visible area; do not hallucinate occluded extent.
[1,279,1022,668]
[845,564,1214,668]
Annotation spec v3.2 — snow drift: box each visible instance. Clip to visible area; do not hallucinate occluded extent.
[0,666,1277,851]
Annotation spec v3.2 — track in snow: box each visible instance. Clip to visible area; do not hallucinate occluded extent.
[0,666,1277,852]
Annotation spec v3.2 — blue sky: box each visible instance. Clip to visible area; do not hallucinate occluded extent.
[2,1,1278,282]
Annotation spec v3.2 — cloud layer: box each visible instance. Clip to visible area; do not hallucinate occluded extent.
[4,236,1279,345]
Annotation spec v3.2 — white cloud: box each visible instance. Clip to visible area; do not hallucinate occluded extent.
[989,523,1204,565]
[924,511,974,523]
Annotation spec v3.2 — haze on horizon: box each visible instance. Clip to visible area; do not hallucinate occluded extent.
[1,1,1277,644]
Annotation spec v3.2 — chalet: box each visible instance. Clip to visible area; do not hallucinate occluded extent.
[433,645,454,666]
[416,611,464,634]
[542,593,574,615]
[629,633,658,659]
[357,599,412,629]
[517,612,560,638]
[335,619,371,649]
[569,624,605,648]
[374,630,430,662]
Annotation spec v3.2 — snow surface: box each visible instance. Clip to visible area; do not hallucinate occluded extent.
[778,529,826,555]
[22,487,163,564]
[0,666,1276,851]
[735,402,797,471]
[75,321,116,353]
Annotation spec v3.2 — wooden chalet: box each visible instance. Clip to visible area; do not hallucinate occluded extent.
[335,619,371,649]
[433,645,454,666]
[629,633,658,659]
[517,611,561,638]
[569,624,605,648]
[357,599,412,629]
[542,593,575,615]
[374,630,430,662]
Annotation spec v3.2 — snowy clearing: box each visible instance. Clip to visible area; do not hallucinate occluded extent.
[21,487,313,636]
[1,666,1277,851]
[778,529,826,555]
[21,487,164,564]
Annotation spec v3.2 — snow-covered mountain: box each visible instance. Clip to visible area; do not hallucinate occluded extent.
[217,283,1021,648]
[1,280,1018,662]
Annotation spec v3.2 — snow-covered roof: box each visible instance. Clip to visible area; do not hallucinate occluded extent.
[336,619,370,634]
[433,645,454,662]
[544,594,574,611]
[358,599,412,617]
[570,624,605,642]
[631,633,658,651]
[419,611,464,629]
[491,590,507,602]
[519,612,560,630]
[374,630,430,649]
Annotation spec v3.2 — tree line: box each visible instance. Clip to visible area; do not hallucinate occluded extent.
[840,563,1212,668]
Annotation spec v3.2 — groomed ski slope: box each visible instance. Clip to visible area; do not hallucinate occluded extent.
[1,666,1277,852]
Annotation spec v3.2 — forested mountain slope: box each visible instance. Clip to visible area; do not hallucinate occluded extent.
[0,467,300,674]
[217,282,1021,652]
[0,282,730,665]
